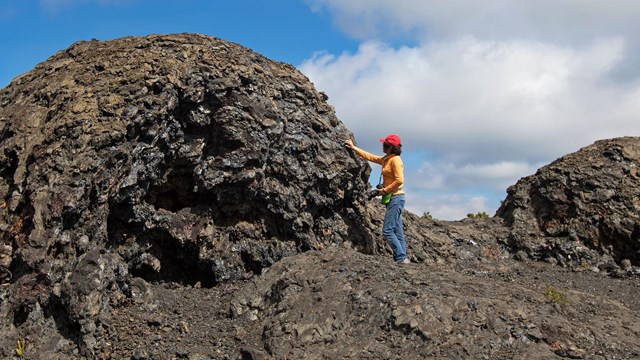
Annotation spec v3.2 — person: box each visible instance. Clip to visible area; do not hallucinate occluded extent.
[344,134,409,264]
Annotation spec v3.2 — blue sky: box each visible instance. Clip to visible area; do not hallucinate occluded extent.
[2,0,639,220]
[0,0,358,86]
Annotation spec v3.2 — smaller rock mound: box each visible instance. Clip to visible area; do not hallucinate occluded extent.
[497,137,640,268]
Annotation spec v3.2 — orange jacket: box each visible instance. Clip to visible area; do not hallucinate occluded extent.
[353,147,405,195]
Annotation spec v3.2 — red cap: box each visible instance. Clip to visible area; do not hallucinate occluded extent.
[379,134,402,147]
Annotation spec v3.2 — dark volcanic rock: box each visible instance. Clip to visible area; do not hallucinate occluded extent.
[497,137,640,269]
[0,33,387,356]
[0,33,371,281]
[227,248,640,359]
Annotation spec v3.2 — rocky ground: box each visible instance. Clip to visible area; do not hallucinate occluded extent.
[100,246,640,360]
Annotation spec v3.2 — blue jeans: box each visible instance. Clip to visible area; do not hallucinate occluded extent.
[382,194,406,262]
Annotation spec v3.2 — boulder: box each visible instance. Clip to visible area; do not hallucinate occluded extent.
[497,137,640,268]
[0,33,382,355]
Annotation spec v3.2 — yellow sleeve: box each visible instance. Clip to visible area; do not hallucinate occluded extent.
[353,147,384,165]
[383,156,404,194]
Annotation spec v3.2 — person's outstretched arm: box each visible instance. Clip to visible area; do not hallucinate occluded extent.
[344,139,383,164]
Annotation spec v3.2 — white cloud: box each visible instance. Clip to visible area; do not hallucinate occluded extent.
[406,192,491,221]
[301,37,638,164]
[401,159,537,220]
[300,2,640,220]
[307,0,640,44]
[412,160,538,192]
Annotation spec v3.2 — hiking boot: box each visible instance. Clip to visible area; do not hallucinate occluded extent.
[397,258,410,264]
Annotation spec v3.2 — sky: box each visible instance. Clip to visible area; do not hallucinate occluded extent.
[1,0,639,220]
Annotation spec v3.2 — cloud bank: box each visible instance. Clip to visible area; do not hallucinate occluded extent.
[302,0,640,219]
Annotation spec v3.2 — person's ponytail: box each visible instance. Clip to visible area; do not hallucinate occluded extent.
[391,144,402,155]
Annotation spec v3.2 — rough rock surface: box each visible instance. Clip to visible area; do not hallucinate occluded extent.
[497,137,640,269]
[0,33,382,356]
[230,248,639,360]
[0,34,638,359]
